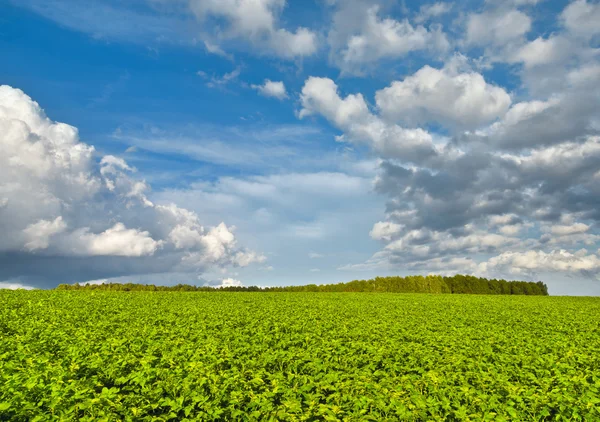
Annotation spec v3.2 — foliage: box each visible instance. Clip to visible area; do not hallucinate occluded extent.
[1,291,598,421]
[56,275,549,295]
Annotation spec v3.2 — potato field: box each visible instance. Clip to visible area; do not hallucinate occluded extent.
[1,291,599,421]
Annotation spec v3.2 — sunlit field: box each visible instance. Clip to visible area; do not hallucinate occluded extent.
[1,291,599,421]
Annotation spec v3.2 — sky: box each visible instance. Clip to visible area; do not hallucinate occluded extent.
[1,0,599,295]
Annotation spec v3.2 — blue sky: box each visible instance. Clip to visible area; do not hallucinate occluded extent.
[1,0,599,294]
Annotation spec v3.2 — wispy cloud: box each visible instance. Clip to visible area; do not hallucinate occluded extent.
[111,122,343,172]
[197,67,242,89]
[13,0,194,45]
[203,40,234,61]
[87,72,130,108]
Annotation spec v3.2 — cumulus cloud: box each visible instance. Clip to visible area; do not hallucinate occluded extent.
[384,228,519,260]
[465,1,599,101]
[0,85,264,287]
[336,6,449,73]
[325,0,450,74]
[219,277,243,287]
[190,0,317,58]
[415,3,453,24]
[561,0,600,38]
[71,224,161,257]
[509,36,573,69]
[23,217,67,251]
[348,127,600,279]
[299,30,600,283]
[550,223,590,237]
[465,8,531,47]
[252,79,288,100]
[370,221,403,241]
[374,134,600,226]
[299,76,439,163]
[202,277,243,288]
[473,59,600,150]
[481,249,600,278]
[375,62,511,130]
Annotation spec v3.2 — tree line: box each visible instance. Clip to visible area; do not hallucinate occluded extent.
[56,275,549,295]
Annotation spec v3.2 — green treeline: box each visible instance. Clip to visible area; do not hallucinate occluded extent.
[56,275,549,295]
[266,275,549,295]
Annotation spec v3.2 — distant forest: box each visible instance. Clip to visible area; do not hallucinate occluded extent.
[56,275,549,295]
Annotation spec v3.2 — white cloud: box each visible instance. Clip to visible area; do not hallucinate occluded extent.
[494,98,560,128]
[234,250,267,266]
[72,223,160,257]
[309,252,324,258]
[168,223,204,249]
[466,9,531,46]
[561,0,600,38]
[220,277,243,287]
[567,63,600,87]
[13,0,191,47]
[509,36,572,68]
[299,77,371,127]
[462,2,598,100]
[0,85,263,286]
[550,223,590,236]
[481,249,600,277]
[370,221,403,241]
[200,222,236,261]
[498,224,525,236]
[489,214,519,226]
[299,76,438,162]
[197,67,242,89]
[415,2,453,23]
[335,6,449,74]
[0,281,36,290]
[252,79,288,100]
[375,63,511,130]
[190,0,317,58]
[203,40,233,60]
[480,82,598,149]
[384,229,516,258]
[23,217,67,251]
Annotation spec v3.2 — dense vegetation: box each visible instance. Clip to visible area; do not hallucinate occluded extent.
[56,274,549,295]
[1,291,598,421]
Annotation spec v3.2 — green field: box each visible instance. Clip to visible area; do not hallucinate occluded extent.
[1,291,599,421]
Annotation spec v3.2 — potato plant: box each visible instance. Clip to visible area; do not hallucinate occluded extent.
[1,291,599,421]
